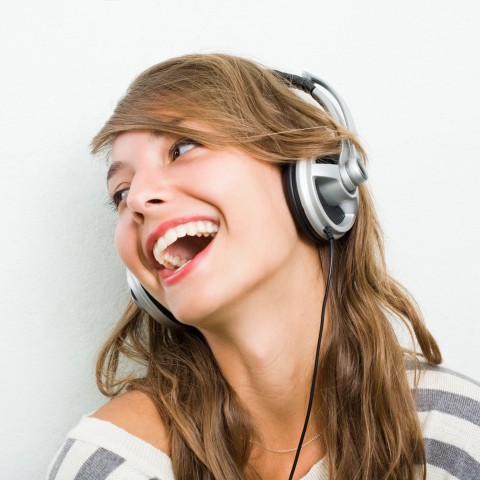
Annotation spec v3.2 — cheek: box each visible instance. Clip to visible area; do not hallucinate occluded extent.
[114,219,137,267]
[256,167,298,235]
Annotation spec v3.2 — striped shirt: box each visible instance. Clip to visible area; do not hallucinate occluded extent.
[47,364,480,479]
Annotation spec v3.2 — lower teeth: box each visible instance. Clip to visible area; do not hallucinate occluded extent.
[162,259,189,270]
[163,259,191,271]
[175,260,191,272]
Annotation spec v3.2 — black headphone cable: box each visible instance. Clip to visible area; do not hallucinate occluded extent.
[288,226,334,480]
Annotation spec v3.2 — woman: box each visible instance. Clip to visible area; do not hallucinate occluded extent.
[48,54,480,480]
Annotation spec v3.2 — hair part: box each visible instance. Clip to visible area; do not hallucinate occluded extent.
[94,53,441,479]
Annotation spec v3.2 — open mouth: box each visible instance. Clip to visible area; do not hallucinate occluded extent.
[152,220,218,271]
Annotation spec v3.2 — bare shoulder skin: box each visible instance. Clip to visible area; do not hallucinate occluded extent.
[90,390,170,454]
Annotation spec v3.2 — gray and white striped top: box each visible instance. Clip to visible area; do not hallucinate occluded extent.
[47,363,480,480]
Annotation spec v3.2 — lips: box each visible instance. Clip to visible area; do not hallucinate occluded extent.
[145,216,219,281]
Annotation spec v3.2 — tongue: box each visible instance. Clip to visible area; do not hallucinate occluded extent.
[165,235,213,262]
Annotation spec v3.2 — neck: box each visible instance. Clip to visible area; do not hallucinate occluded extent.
[199,241,328,450]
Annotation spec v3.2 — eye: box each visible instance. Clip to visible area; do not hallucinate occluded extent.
[109,188,129,210]
[170,139,199,161]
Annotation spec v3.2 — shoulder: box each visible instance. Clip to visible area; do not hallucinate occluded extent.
[47,391,172,480]
[91,389,170,454]
[407,362,480,479]
[407,362,480,414]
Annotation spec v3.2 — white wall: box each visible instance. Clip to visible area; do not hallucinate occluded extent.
[1,1,478,478]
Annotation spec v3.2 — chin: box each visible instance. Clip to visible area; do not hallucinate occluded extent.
[174,303,224,327]
[167,289,232,329]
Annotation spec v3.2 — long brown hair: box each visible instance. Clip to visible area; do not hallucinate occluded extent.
[92,53,441,479]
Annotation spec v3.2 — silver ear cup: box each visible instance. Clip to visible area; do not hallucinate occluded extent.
[126,269,182,329]
[277,71,368,241]
[292,159,360,240]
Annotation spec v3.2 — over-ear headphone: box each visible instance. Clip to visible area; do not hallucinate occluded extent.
[125,71,368,328]
[276,71,367,242]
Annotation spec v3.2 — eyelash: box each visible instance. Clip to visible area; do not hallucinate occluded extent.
[108,189,129,211]
[169,138,199,160]
[108,139,199,211]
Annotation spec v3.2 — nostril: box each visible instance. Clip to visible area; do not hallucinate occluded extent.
[147,199,162,205]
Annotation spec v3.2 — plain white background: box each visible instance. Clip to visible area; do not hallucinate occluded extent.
[1,1,479,478]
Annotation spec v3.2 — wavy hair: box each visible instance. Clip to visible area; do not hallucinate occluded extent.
[92,53,441,479]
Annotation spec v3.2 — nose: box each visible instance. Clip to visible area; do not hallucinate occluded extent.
[126,170,171,225]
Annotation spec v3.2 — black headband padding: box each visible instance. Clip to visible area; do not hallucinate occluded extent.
[273,70,316,94]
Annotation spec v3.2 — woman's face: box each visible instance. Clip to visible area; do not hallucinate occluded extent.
[108,128,315,326]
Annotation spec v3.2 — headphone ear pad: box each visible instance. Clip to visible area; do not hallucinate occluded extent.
[126,269,183,329]
[282,163,324,243]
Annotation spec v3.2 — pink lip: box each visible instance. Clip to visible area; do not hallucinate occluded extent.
[145,215,219,276]
[157,237,216,286]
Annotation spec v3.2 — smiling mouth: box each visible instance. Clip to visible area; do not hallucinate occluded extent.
[152,220,219,271]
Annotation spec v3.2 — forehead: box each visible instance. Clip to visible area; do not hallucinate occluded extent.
[108,131,170,183]
[112,130,167,154]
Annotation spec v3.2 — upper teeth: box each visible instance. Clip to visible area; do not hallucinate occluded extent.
[153,220,219,269]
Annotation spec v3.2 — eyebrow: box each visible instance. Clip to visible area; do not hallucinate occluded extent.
[107,131,168,183]
[106,126,188,184]
[107,160,129,183]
